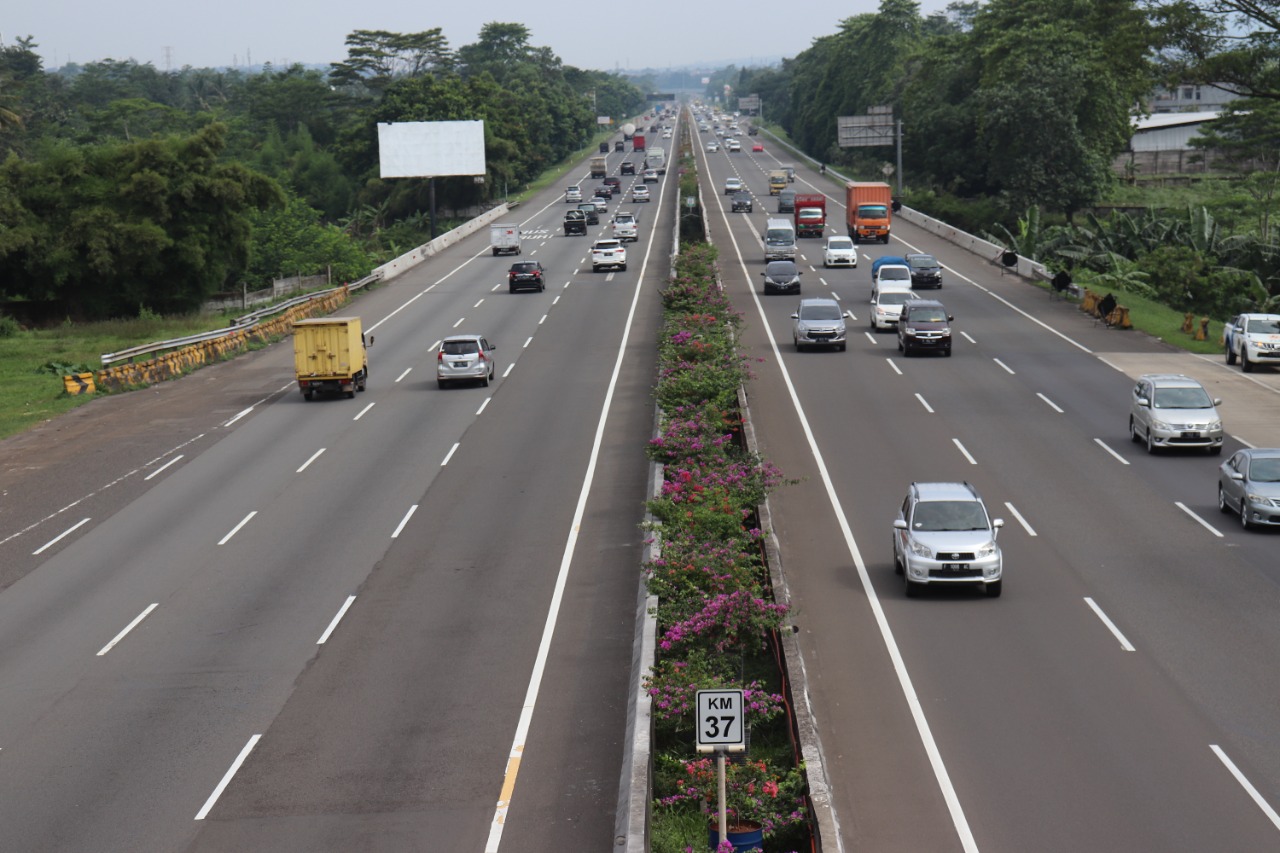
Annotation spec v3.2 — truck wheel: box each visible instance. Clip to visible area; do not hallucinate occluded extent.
[303,390,313,401]
[492,249,499,256]
[438,379,447,390]
[1243,352,1254,373]
[1226,346,1236,365]
[345,389,355,399]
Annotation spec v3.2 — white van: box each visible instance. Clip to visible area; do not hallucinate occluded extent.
[763,218,797,261]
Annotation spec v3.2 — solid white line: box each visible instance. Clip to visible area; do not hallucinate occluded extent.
[485,153,666,853]
[476,398,491,416]
[1037,393,1064,413]
[524,337,533,349]
[96,603,159,656]
[1211,744,1280,830]
[217,511,257,545]
[502,363,514,378]
[1096,356,1127,374]
[993,358,1015,375]
[539,314,548,325]
[1176,501,1224,538]
[886,358,902,376]
[223,407,254,427]
[961,331,977,344]
[353,402,375,421]
[317,595,357,644]
[474,298,485,308]
[1084,597,1135,651]
[1093,438,1131,465]
[864,331,878,345]
[453,317,465,328]
[395,367,412,383]
[1004,502,1037,536]
[953,438,977,465]
[296,448,326,473]
[194,734,261,820]
[441,443,459,466]
[915,393,935,413]
[391,504,418,538]
[704,175,978,853]
[144,455,184,481]
[33,517,91,555]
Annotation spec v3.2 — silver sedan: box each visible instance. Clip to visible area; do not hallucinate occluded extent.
[1218,448,1280,529]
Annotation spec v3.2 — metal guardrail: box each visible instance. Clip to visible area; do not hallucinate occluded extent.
[100,271,384,367]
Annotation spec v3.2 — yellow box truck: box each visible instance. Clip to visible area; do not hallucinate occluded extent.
[292,317,373,400]
[768,170,788,195]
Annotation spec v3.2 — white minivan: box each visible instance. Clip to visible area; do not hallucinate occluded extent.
[763,218,797,261]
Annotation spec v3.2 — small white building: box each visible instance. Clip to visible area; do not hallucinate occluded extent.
[1117,111,1223,176]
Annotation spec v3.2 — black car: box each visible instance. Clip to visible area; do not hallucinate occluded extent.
[614,140,625,152]
[747,126,759,136]
[761,260,802,295]
[731,191,753,213]
[564,210,587,236]
[905,253,943,289]
[599,142,609,153]
[620,161,636,175]
[595,184,614,198]
[508,261,546,293]
[602,176,622,195]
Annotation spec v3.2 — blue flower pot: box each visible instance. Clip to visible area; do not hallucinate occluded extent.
[708,821,764,852]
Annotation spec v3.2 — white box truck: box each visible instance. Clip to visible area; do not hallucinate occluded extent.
[489,223,521,256]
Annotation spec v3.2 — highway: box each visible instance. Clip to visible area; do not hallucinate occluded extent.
[0,127,674,851]
[694,124,1280,852]
[4,106,1280,853]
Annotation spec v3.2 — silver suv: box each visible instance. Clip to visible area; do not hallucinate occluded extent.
[1128,374,1224,455]
[893,482,1004,598]
[791,298,847,351]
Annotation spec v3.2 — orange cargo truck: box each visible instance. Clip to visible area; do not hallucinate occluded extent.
[846,181,893,243]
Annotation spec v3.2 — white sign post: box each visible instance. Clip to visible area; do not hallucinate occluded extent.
[696,689,745,845]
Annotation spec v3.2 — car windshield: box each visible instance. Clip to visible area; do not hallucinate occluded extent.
[767,262,797,277]
[828,239,853,251]
[443,340,479,356]
[512,264,537,272]
[911,308,948,322]
[1245,318,1280,334]
[878,292,915,306]
[1248,458,1280,482]
[766,230,794,244]
[908,256,938,269]
[913,501,988,532]
[880,268,910,281]
[801,305,842,320]
[1153,387,1212,409]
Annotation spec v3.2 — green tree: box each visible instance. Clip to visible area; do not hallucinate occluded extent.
[329,29,453,91]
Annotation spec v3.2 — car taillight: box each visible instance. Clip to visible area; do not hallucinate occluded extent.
[437,350,445,363]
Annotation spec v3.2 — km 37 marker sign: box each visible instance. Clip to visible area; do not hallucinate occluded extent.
[696,689,745,753]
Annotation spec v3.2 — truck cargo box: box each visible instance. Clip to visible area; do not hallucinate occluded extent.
[293,317,371,400]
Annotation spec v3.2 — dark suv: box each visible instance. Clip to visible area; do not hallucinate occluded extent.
[731,191,753,213]
[897,299,953,356]
[564,209,588,236]
[761,260,802,295]
[620,161,636,175]
[905,253,943,289]
[508,261,546,293]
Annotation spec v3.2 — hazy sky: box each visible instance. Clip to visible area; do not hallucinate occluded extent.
[8,0,950,73]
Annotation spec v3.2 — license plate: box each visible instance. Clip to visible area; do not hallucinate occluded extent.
[1180,431,1201,439]
[942,563,969,571]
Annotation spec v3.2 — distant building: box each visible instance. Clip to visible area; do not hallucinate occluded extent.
[1148,83,1241,114]
[1116,110,1230,177]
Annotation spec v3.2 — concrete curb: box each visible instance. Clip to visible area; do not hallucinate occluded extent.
[372,203,512,283]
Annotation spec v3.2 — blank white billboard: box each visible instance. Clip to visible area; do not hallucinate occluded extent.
[377,120,486,178]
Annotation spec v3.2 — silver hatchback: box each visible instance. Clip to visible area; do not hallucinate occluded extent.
[1129,374,1223,454]
[437,334,496,388]
[893,482,1004,597]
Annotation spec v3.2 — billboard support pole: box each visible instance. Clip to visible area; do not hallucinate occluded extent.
[429,178,437,242]
[896,120,904,196]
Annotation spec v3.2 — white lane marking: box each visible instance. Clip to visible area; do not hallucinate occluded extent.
[502,364,514,378]
[886,359,902,375]
[1176,501,1223,538]
[563,280,571,289]
[832,292,842,301]
[1084,597,1135,651]
[353,402,375,421]
[476,398,491,416]
[429,340,442,353]
[395,367,413,383]
[1037,393,1064,413]
[1093,438,1130,465]
[33,518,91,555]
[486,155,667,853]
[847,312,858,321]
[961,331,977,344]
[144,455,184,481]
[296,448,326,473]
[1097,357,1127,374]
[317,595,357,644]
[915,393,935,413]
[224,407,254,427]
[1211,745,1280,830]
[491,283,502,292]
[864,332,878,345]
[539,314,548,325]
[453,317,465,328]
[993,358,1015,375]
[523,337,533,349]
[194,734,261,820]
[820,277,829,287]
[441,443,459,466]
[953,438,977,465]
[1004,502,1037,536]
[553,295,561,305]
[703,179,979,853]
[391,504,418,538]
[474,298,485,308]
[96,603,159,656]
[217,511,257,545]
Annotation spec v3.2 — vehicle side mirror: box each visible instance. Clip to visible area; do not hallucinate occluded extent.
[948,315,954,321]
[893,519,908,530]
[1229,471,1244,481]
[1136,397,1150,408]
[367,335,375,347]
[1213,398,1223,406]
[993,519,1005,529]
[790,313,799,319]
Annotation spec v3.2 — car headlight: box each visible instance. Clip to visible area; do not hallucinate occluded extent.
[1150,419,1171,431]
[908,539,932,558]
[904,327,918,336]
[1246,492,1277,507]
[977,541,998,558]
